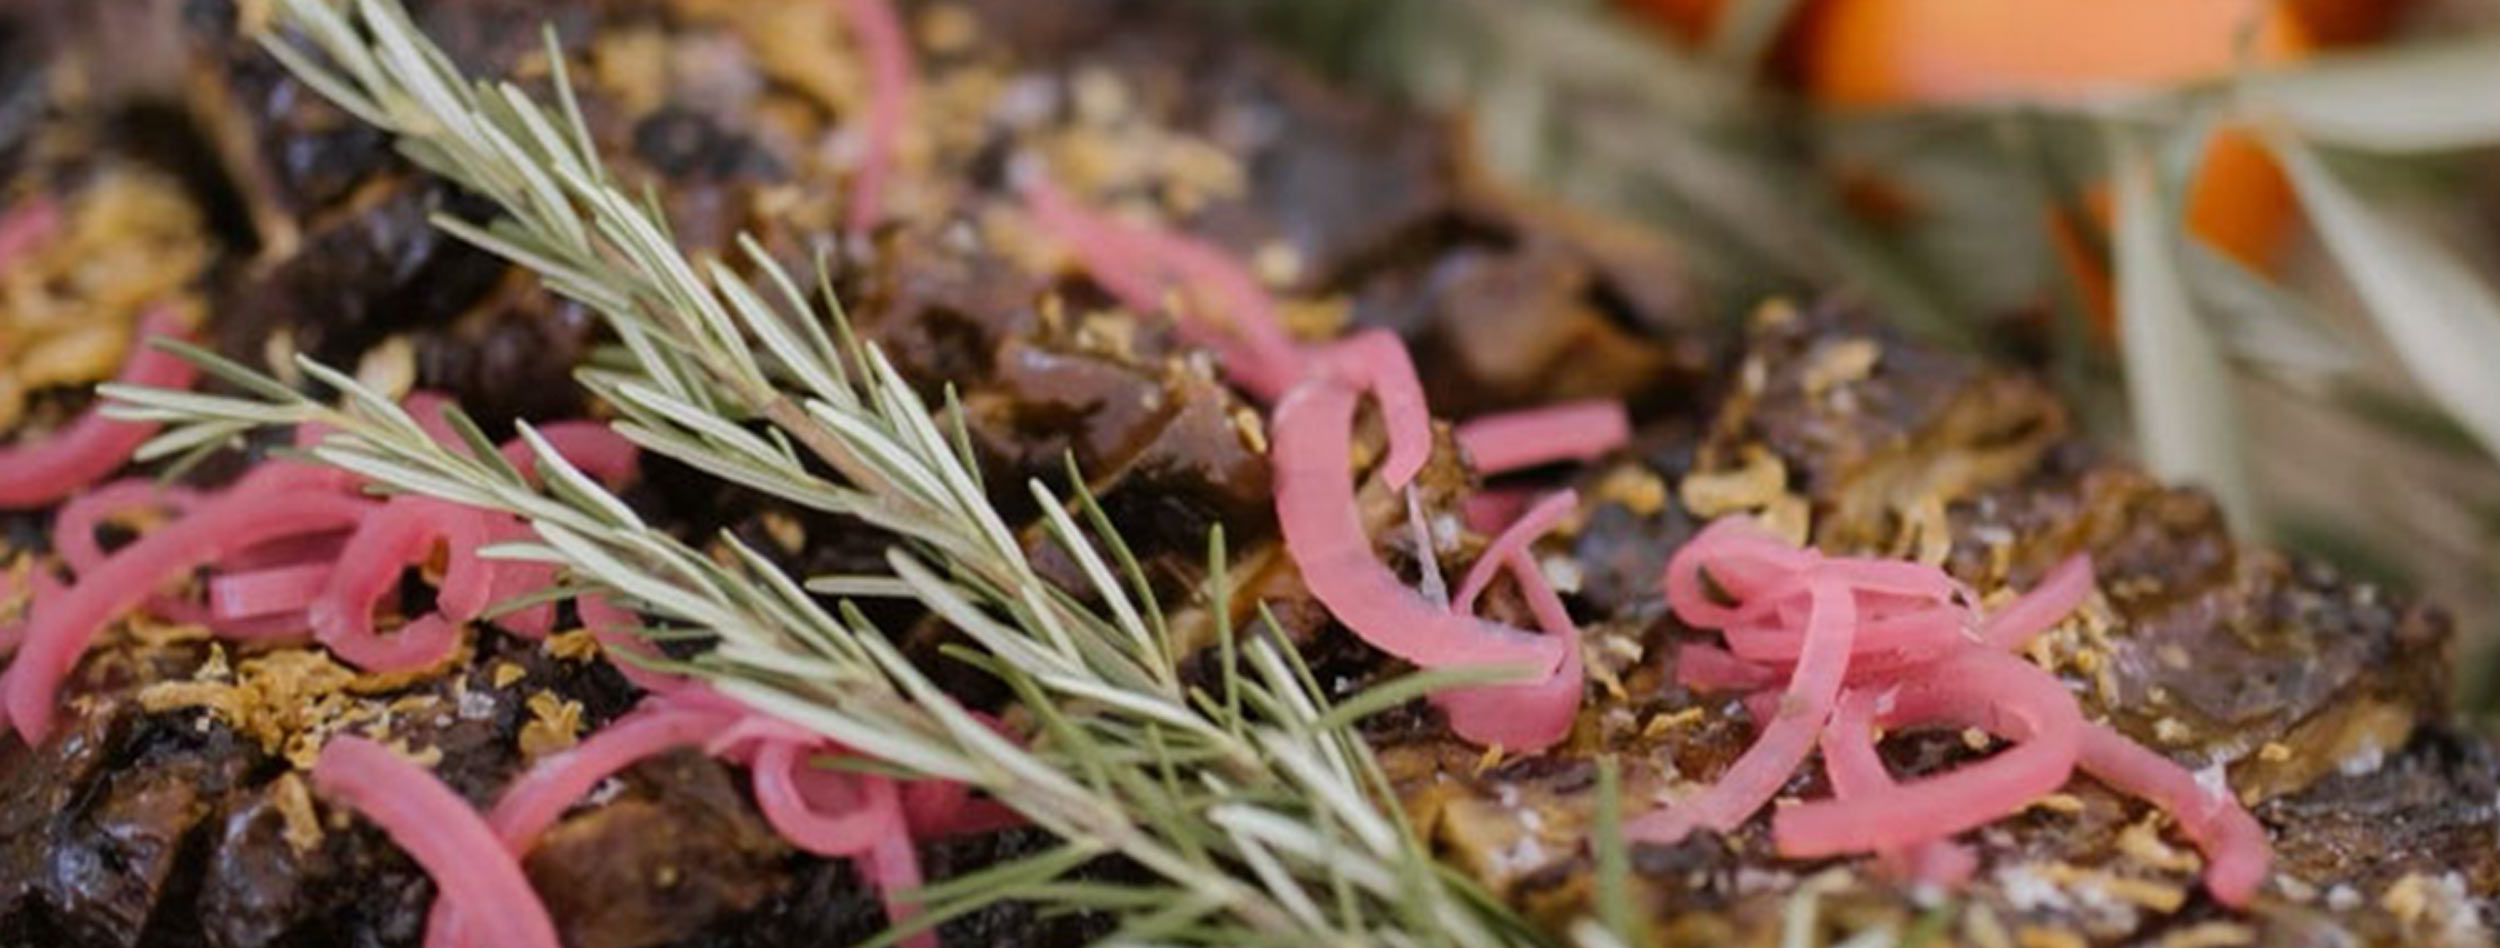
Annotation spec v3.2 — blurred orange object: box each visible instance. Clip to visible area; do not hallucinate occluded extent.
[2285,0,2413,45]
[1798,0,2311,108]
[1792,0,2312,331]
[1623,0,1728,43]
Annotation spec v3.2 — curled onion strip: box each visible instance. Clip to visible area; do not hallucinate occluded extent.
[1430,541,1587,751]
[1772,649,2083,856]
[1979,554,2093,651]
[834,0,913,238]
[1458,488,1532,534]
[2077,723,2269,907]
[752,739,893,855]
[7,490,374,740]
[0,570,63,661]
[211,563,332,620]
[428,705,738,948]
[0,305,199,509]
[1453,490,1577,614]
[1819,689,1977,887]
[478,518,558,638]
[310,496,494,672]
[314,737,561,948]
[0,194,60,271]
[1631,581,1854,842]
[1452,399,1631,475]
[52,479,202,576]
[577,595,696,695]
[500,422,640,490]
[1272,379,1562,673]
[1022,177,1302,401]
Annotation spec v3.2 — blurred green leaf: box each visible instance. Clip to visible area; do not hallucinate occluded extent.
[1705,0,1801,70]
[2333,382,2491,460]
[2270,133,2500,463]
[2111,130,2257,532]
[2246,37,2500,153]
[2179,240,2356,382]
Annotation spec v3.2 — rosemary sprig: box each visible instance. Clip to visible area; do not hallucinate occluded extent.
[108,0,1545,944]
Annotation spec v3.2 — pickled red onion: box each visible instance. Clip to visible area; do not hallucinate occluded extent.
[52,479,202,575]
[479,518,558,638]
[310,496,494,672]
[1979,554,2093,651]
[1629,580,1854,842]
[0,305,199,509]
[577,595,696,695]
[1675,641,1778,693]
[0,570,62,661]
[0,194,59,271]
[1819,690,1975,888]
[499,422,640,490]
[1310,330,1432,489]
[495,705,738,849]
[1459,488,1532,534]
[7,490,374,740]
[1645,518,2265,903]
[1271,378,1562,673]
[1022,177,1301,401]
[752,739,894,855]
[2077,723,2269,907]
[834,0,912,238]
[1452,400,1630,475]
[313,736,560,948]
[1772,648,2082,856]
[211,563,332,620]
[1430,540,1586,751]
[1452,490,1577,614]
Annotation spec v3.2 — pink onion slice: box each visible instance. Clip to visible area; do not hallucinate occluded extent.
[1452,399,1631,476]
[478,517,558,638]
[313,736,561,948]
[1453,490,1577,613]
[1459,488,1532,534]
[1819,688,1976,887]
[834,0,913,238]
[399,390,466,451]
[1660,519,1819,629]
[0,569,63,661]
[1771,648,2083,857]
[859,779,935,948]
[1630,581,1855,843]
[1722,603,1966,663]
[52,479,202,576]
[0,305,200,509]
[1271,379,1563,673]
[1309,330,1431,489]
[424,703,742,948]
[0,194,60,272]
[309,496,493,673]
[1979,554,2093,651]
[498,422,640,490]
[2077,723,2268,907]
[1675,642,1779,693]
[210,611,315,643]
[577,595,697,694]
[211,563,333,620]
[1022,177,1302,401]
[753,739,894,855]
[1431,541,1586,751]
[6,490,374,740]
[218,528,350,573]
[488,705,740,850]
